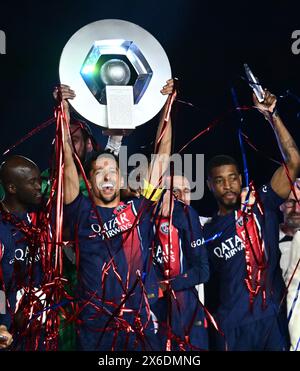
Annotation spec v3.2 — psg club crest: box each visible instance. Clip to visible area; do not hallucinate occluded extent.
[160,222,170,234]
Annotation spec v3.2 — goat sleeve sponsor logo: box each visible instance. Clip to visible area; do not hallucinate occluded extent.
[191,237,205,248]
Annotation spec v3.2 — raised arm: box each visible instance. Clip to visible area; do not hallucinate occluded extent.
[148,79,176,188]
[53,85,80,204]
[253,91,300,199]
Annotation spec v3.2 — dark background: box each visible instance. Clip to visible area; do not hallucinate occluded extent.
[0,0,300,214]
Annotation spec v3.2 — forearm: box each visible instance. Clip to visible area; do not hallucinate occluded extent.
[254,90,300,197]
[149,100,172,187]
[63,162,80,204]
[268,112,300,198]
[269,112,300,168]
[62,104,80,204]
[154,99,172,156]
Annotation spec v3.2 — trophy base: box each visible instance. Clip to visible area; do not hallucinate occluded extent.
[102,129,134,136]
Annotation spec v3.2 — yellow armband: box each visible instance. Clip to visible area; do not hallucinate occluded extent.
[142,179,164,201]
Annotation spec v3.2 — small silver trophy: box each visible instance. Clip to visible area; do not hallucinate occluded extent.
[244,63,265,103]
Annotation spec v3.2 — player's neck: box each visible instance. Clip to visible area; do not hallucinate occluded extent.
[218,204,234,216]
[94,196,120,209]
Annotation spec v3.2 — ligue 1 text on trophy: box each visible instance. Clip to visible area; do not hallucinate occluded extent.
[0,30,6,55]
[291,30,300,55]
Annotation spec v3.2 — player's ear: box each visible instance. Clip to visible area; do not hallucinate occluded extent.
[7,183,17,195]
[85,138,93,154]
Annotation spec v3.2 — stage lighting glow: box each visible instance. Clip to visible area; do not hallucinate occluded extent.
[81,65,95,75]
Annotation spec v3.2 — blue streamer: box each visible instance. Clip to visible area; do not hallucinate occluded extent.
[231,87,249,188]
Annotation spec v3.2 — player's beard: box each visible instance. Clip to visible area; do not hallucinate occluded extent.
[218,193,241,211]
[98,188,120,204]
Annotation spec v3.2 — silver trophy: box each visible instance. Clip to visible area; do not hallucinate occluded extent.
[244,63,265,103]
[59,19,172,134]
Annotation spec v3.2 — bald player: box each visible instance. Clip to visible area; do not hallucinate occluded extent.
[0,156,42,213]
[166,174,191,206]
[0,155,43,349]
